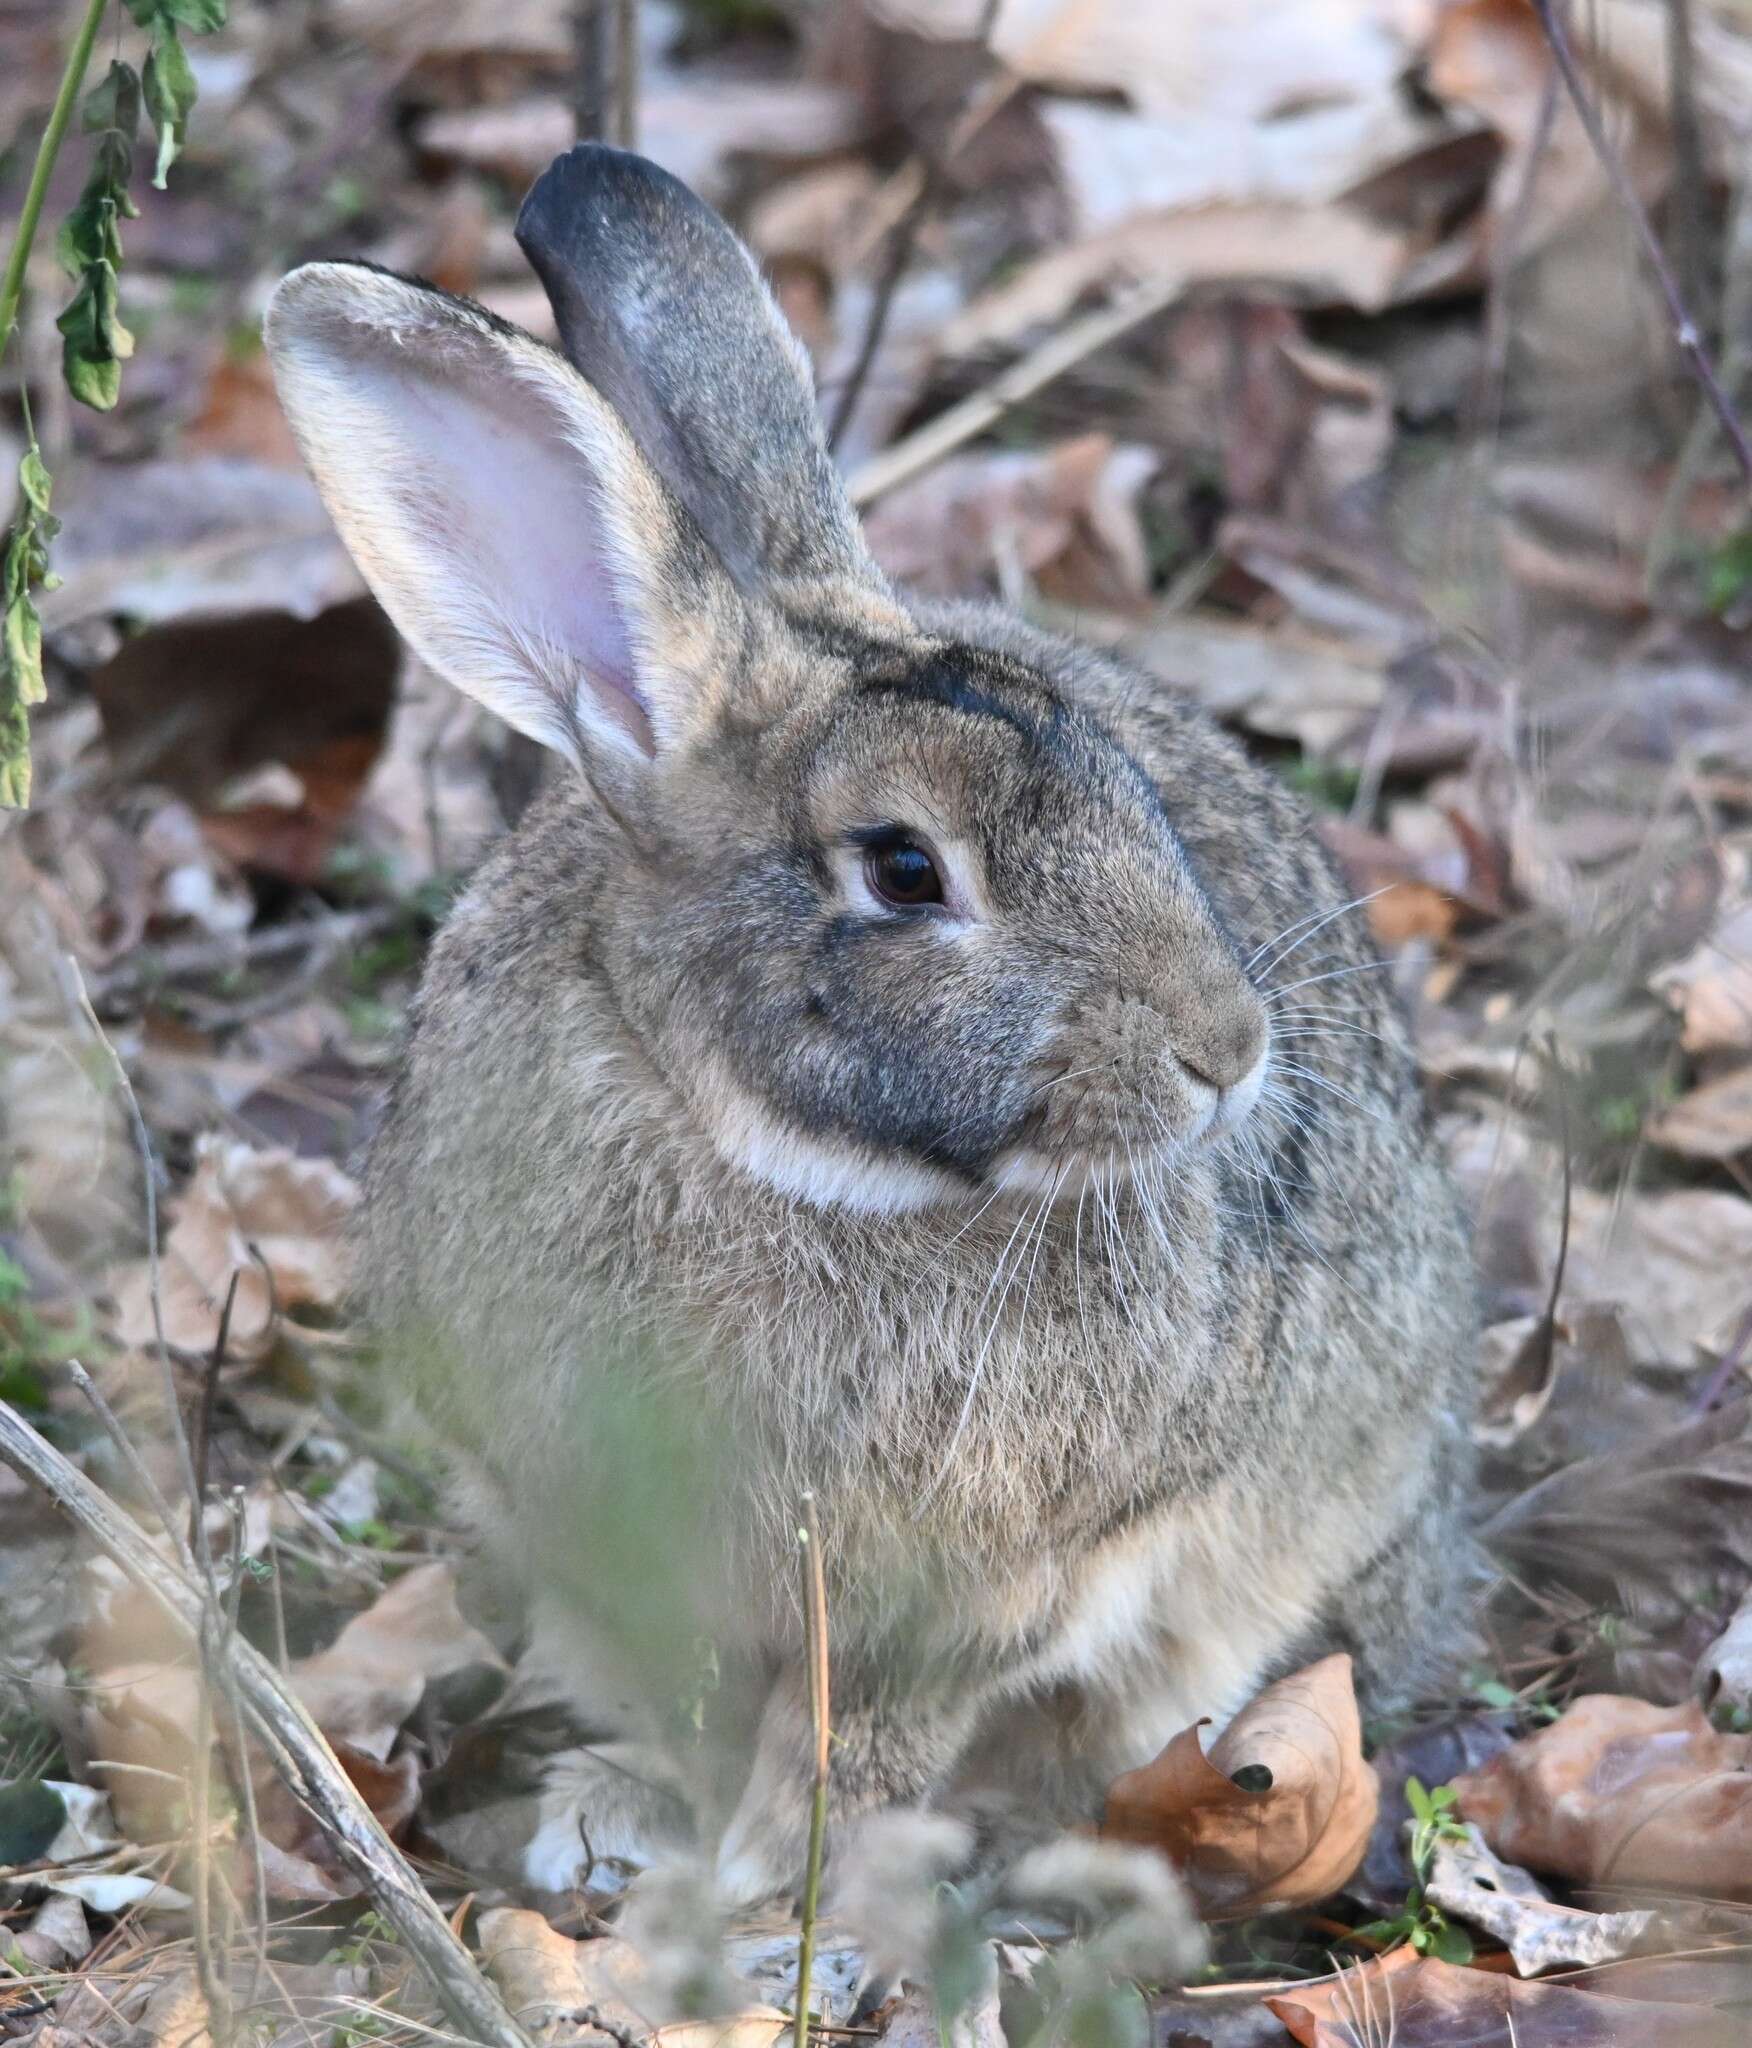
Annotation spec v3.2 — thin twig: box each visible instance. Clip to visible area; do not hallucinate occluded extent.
[85,904,404,1010]
[1531,0,1752,495]
[793,1492,830,2048]
[0,1403,538,2048]
[573,0,612,144]
[190,1269,242,1550]
[59,953,209,1582]
[1664,0,1709,331]
[825,182,934,456]
[613,0,638,150]
[846,274,1184,508]
[1649,170,1752,591]
[824,0,1002,455]
[66,1359,195,1574]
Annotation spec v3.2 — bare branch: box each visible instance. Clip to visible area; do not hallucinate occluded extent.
[1532,0,1752,496]
[0,1404,538,2048]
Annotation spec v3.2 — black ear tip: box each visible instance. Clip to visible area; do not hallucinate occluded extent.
[515,145,703,268]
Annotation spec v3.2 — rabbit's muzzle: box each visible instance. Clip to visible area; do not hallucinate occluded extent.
[1008,983,1269,1187]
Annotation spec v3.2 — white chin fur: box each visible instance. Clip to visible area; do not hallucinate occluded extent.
[712,1089,964,1215]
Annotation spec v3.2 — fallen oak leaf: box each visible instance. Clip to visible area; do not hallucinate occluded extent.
[1100,1652,1377,1916]
[109,1135,359,1357]
[1267,1947,1745,2048]
[1452,1695,1752,1901]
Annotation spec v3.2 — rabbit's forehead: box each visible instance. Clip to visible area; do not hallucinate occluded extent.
[794,641,1172,860]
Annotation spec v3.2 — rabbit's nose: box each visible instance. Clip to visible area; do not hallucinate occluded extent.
[1176,1004,1267,1095]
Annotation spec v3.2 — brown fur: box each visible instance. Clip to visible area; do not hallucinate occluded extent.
[265,145,1479,1905]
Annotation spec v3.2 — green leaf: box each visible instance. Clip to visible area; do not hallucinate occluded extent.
[57,259,134,410]
[1,699,33,809]
[142,20,199,188]
[18,447,52,517]
[0,1778,66,1865]
[82,59,141,137]
[1404,1776,1433,1823]
[161,0,229,29]
[57,190,123,275]
[1422,1918,1475,1965]
[3,595,46,705]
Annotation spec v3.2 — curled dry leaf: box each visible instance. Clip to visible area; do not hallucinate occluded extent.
[479,1911,643,2038]
[862,434,1155,606]
[1647,1066,1752,1162]
[109,1135,359,1356]
[1452,1694,1752,1901]
[1423,1821,1668,1976]
[1268,1945,1745,2048]
[1100,1652,1377,1916]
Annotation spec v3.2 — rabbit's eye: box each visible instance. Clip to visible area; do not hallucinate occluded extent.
[865,836,944,908]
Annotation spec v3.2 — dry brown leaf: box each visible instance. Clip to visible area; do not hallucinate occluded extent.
[181,349,306,469]
[943,201,1411,359]
[292,1560,507,1761]
[864,434,1154,604]
[478,1912,650,2039]
[871,0,1435,125]
[1647,1066,1752,1161]
[1452,1694,1752,1900]
[1125,612,1385,755]
[250,1741,422,1898]
[135,1972,215,2048]
[1100,1653,1377,1916]
[40,457,363,636]
[1653,894,1752,1055]
[109,1135,359,1356]
[1268,1946,1744,2047]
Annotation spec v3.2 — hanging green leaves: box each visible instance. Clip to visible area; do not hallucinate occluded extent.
[54,58,141,413]
[1,0,232,807]
[128,0,228,186]
[1,443,61,809]
[53,3,230,413]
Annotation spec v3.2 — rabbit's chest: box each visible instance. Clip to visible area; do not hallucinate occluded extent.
[693,1193,1268,1575]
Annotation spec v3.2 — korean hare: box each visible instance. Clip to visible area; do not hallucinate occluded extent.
[265,145,1477,1907]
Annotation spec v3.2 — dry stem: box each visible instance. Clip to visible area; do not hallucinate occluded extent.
[1532,0,1752,496]
[0,1402,538,2048]
[846,274,1182,508]
[793,1493,830,2048]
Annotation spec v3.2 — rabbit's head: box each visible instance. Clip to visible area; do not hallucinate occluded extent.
[266,147,1269,1216]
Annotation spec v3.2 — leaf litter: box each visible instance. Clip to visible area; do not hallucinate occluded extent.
[7,0,1752,2042]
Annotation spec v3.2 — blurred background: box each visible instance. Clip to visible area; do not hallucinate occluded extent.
[5,0,1752,2038]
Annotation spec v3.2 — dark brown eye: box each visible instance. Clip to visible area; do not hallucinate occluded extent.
[865,837,944,908]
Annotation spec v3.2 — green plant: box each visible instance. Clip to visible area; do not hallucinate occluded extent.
[0,0,230,806]
[0,1245,85,1411]
[1353,1778,1474,1963]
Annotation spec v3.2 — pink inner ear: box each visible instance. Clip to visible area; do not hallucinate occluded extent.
[377,360,652,742]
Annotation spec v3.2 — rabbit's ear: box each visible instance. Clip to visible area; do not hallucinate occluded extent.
[515,144,881,599]
[264,260,745,817]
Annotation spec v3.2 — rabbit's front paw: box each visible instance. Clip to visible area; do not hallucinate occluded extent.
[523,1742,693,1893]
[713,1675,979,1910]
[713,1790,813,1911]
